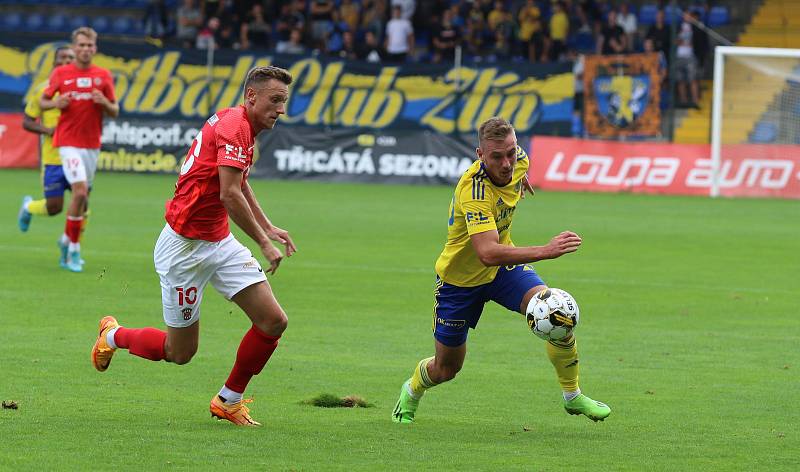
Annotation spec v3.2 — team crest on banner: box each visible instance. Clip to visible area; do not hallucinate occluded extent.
[584,53,661,138]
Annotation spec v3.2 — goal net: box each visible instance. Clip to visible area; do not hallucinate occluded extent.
[710,46,800,197]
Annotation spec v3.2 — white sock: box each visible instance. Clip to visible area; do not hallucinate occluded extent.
[106,327,119,349]
[218,386,243,405]
[68,242,80,253]
[405,381,421,400]
[60,234,70,245]
[563,389,581,402]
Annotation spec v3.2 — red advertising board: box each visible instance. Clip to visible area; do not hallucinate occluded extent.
[0,113,38,168]
[529,136,800,199]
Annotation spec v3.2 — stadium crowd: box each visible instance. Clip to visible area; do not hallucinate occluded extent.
[149,1,711,68]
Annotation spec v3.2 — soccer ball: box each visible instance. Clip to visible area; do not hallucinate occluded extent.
[525,288,580,341]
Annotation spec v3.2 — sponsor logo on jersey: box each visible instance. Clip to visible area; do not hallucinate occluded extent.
[77,77,92,88]
[465,211,489,223]
[64,79,75,85]
[223,144,249,164]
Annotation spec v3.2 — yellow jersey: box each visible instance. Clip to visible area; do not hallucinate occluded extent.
[24,80,61,167]
[435,146,529,287]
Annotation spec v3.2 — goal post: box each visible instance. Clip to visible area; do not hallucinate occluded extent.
[710,46,800,197]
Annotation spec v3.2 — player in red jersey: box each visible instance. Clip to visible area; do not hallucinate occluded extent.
[90,66,296,426]
[40,27,118,272]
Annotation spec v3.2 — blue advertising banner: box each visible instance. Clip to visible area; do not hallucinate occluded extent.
[0,36,573,136]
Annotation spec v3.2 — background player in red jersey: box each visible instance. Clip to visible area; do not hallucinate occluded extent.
[40,27,118,272]
[91,66,296,426]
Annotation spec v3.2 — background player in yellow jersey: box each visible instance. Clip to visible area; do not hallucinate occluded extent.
[392,117,611,424]
[18,46,77,232]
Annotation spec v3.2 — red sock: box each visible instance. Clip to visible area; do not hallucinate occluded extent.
[114,327,167,361]
[65,217,83,243]
[224,326,280,393]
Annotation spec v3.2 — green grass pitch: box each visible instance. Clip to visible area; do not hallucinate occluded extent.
[0,169,797,470]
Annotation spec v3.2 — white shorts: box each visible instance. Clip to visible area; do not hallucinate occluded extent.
[153,224,268,328]
[60,146,99,185]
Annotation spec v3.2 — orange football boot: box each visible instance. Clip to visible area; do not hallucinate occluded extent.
[210,395,262,426]
[91,316,119,372]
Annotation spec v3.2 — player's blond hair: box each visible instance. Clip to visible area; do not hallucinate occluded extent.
[244,66,293,92]
[71,27,98,43]
[478,117,514,146]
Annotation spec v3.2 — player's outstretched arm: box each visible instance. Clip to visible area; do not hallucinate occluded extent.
[470,230,582,267]
[219,165,284,274]
[242,182,296,257]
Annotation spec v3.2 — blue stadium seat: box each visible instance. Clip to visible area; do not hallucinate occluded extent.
[111,16,134,35]
[91,16,111,34]
[47,12,69,32]
[25,13,45,31]
[69,15,89,31]
[638,4,658,26]
[663,5,682,24]
[751,122,777,143]
[707,6,730,27]
[1,12,23,31]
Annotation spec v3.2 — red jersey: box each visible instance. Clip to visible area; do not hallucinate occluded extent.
[43,63,116,149]
[165,106,256,241]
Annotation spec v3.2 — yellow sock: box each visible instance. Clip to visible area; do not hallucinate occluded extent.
[409,356,437,398]
[26,199,48,216]
[546,336,579,392]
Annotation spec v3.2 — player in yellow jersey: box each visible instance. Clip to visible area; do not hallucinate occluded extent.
[18,46,76,237]
[392,117,611,424]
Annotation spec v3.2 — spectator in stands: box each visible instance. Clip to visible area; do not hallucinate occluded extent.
[597,10,626,55]
[676,13,700,108]
[309,0,335,51]
[615,3,638,52]
[361,0,386,42]
[240,3,271,50]
[325,11,351,55]
[384,5,414,63]
[196,17,219,50]
[143,0,168,39]
[275,3,306,48]
[391,0,416,21]
[176,0,203,49]
[491,28,511,62]
[339,0,361,33]
[337,30,359,60]
[487,1,512,39]
[486,0,514,60]
[432,8,461,64]
[357,30,384,63]
[277,28,307,55]
[549,1,569,61]
[215,19,237,49]
[646,9,670,61]
[517,0,545,63]
[462,15,485,58]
